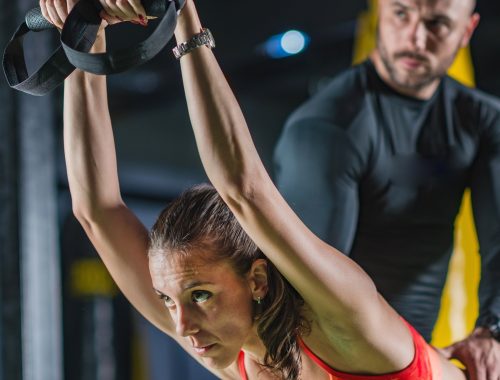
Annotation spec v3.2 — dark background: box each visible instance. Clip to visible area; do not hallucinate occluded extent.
[1,1,499,379]
[56,0,500,200]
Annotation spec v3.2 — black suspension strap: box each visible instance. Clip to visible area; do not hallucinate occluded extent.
[3,0,185,96]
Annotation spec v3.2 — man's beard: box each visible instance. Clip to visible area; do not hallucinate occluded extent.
[376,33,456,93]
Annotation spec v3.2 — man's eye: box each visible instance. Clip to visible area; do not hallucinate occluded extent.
[425,20,449,36]
[191,290,211,304]
[394,9,408,20]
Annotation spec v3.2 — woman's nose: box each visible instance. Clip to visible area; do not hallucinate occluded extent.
[175,306,200,337]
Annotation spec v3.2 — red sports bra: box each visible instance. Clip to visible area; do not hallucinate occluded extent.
[237,321,442,380]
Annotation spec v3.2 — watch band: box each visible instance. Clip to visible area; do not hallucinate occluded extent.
[172,28,215,60]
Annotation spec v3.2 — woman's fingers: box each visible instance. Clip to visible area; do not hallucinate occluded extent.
[100,0,142,21]
[53,0,69,23]
[40,0,64,29]
[39,0,76,29]
[99,0,122,20]
[39,0,52,25]
[41,0,149,29]
[114,0,140,20]
[99,10,123,25]
[40,0,108,43]
[40,0,62,29]
[98,0,147,25]
[126,0,147,23]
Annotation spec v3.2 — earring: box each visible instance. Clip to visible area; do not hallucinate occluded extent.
[256,296,262,305]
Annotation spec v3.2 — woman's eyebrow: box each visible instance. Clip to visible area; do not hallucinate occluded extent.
[152,282,214,297]
[182,281,214,291]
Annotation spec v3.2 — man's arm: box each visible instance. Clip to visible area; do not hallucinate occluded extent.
[441,112,500,380]
[471,115,500,328]
[273,117,361,254]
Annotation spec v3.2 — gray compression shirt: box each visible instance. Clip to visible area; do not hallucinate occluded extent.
[274,60,500,341]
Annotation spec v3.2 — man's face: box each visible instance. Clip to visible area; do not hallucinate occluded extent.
[376,0,479,94]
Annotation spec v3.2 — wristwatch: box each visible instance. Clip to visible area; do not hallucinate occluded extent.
[484,314,500,342]
[173,28,215,60]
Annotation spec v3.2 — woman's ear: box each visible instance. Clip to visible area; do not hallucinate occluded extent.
[247,259,269,300]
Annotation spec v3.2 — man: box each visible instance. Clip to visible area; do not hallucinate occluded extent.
[274,0,500,378]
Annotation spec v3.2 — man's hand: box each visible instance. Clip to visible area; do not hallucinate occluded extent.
[440,327,500,380]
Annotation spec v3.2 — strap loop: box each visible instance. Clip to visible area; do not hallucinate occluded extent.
[3,22,74,96]
[2,0,186,96]
[60,0,179,75]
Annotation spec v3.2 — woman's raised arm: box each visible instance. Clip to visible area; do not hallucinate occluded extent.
[176,0,413,363]
[59,7,172,336]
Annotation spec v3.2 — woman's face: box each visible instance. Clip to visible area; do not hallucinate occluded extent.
[149,250,256,369]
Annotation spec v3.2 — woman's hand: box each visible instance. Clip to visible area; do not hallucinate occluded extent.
[96,0,148,26]
[39,0,77,30]
[39,0,148,30]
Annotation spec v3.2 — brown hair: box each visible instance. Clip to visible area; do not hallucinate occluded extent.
[149,184,308,379]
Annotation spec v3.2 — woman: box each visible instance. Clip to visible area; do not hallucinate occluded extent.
[47,0,466,378]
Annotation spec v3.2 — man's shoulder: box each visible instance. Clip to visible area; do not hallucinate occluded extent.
[444,76,500,118]
[286,63,370,130]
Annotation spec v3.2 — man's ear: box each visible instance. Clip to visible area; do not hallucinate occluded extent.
[461,13,480,48]
[247,259,269,300]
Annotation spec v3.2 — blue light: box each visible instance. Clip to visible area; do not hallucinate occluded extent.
[281,30,307,55]
[263,30,310,59]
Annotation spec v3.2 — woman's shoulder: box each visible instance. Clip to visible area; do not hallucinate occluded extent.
[301,306,417,376]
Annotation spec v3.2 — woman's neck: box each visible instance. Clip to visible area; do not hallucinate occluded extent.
[241,326,267,364]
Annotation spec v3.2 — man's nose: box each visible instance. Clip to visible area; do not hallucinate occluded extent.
[408,21,428,51]
[175,305,200,337]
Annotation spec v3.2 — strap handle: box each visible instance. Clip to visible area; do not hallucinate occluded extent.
[2,0,185,96]
[60,0,184,75]
[26,7,55,32]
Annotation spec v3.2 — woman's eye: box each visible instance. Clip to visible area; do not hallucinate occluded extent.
[163,296,175,308]
[191,290,211,304]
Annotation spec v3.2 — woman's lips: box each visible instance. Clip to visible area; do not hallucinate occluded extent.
[193,343,216,355]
